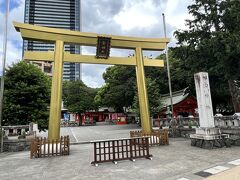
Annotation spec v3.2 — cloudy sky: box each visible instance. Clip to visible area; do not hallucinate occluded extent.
[0,0,193,88]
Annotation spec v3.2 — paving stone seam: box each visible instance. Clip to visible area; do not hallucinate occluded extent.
[193,159,240,179]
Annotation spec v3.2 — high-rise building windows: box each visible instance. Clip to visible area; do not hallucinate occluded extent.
[24,0,81,81]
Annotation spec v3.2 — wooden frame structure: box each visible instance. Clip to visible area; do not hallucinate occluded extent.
[30,136,70,158]
[130,130,169,146]
[14,22,170,140]
[91,137,152,166]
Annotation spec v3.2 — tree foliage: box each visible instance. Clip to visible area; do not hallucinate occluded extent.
[146,51,190,94]
[133,78,163,117]
[96,65,164,114]
[94,1,240,114]
[95,66,136,112]
[62,80,98,113]
[173,0,240,113]
[3,61,51,131]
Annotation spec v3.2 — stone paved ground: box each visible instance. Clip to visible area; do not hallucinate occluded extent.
[0,124,240,180]
[37,124,142,143]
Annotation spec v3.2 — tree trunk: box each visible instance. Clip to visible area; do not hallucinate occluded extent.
[78,113,83,126]
[228,80,240,112]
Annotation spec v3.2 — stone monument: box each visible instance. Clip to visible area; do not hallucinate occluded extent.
[190,72,230,149]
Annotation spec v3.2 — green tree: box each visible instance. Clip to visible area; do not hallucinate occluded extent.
[96,64,165,114]
[98,65,136,112]
[62,80,98,114]
[94,83,109,107]
[3,61,51,131]
[173,0,240,113]
[133,78,163,117]
[146,51,190,95]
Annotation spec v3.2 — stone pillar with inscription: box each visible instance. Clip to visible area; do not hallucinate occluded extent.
[190,72,230,149]
[194,72,214,127]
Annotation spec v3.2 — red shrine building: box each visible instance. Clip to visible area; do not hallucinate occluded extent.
[81,107,128,125]
[62,88,197,125]
[160,88,198,118]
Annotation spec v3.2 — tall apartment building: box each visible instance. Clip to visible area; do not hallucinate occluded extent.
[24,0,81,81]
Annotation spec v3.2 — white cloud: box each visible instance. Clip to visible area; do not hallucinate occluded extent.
[82,64,110,88]
[113,0,192,32]
[0,0,24,71]
[164,0,192,30]
[0,40,21,70]
[114,0,158,31]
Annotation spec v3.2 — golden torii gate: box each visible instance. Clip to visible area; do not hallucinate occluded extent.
[14,22,170,140]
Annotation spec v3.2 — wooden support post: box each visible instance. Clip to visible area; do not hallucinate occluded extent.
[135,47,152,134]
[48,40,64,140]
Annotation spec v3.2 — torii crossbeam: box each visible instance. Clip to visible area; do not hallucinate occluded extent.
[14,22,170,140]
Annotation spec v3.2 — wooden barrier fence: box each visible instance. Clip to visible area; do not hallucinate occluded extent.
[130,130,169,146]
[91,137,152,166]
[30,136,70,158]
